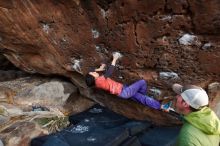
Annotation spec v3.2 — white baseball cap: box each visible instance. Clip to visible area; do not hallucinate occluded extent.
[172,83,209,109]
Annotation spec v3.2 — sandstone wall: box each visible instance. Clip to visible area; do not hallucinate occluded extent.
[0,0,219,83]
[0,0,219,124]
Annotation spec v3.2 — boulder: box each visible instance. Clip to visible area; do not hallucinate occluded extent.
[0,0,219,125]
[0,121,48,146]
[0,76,95,146]
[0,76,94,115]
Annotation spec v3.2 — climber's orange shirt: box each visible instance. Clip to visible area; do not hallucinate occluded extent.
[95,76,123,95]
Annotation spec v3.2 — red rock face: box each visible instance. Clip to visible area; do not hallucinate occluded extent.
[0,0,219,124]
[189,0,220,34]
[0,0,219,81]
[0,0,96,76]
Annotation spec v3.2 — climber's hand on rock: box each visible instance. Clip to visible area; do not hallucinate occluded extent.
[112,52,122,60]
[95,63,106,72]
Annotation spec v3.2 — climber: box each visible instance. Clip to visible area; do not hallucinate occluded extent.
[85,52,161,110]
[172,83,220,146]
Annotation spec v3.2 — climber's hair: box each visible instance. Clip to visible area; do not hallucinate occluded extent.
[85,73,95,87]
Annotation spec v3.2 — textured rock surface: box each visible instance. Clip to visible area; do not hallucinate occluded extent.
[0,0,220,125]
[80,88,181,126]
[0,76,94,114]
[0,122,47,146]
[0,76,95,146]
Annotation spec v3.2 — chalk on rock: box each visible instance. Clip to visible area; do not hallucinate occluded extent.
[159,72,179,80]
[112,52,123,59]
[202,43,212,50]
[70,58,83,74]
[178,34,200,46]
[208,82,220,92]
[91,29,100,39]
